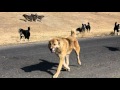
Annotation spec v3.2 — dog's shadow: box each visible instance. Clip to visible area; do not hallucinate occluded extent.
[21,59,58,76]
[104,46,120,51]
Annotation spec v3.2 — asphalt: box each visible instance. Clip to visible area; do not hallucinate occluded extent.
[0,36,120,78]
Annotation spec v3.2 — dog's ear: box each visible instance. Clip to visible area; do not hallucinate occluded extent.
[56,39,60,45]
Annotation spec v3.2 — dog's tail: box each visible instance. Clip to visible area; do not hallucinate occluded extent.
[28,27,30,31]
[71,30,76,38]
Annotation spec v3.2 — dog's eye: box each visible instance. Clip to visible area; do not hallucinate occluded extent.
[54,44,56,45]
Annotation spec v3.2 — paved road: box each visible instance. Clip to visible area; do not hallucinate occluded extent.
[0,36,120,78]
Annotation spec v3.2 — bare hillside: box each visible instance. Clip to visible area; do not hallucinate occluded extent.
[0,12,120,45]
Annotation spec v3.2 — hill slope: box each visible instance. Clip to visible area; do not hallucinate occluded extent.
[0,12,120,45]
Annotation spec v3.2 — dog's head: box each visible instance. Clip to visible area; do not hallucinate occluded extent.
[18,28,23,33]
[48,38,60,53]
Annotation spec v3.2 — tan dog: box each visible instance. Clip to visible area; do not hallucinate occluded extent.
[48,30,81,78]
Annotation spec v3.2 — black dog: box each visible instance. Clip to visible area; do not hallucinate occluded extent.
[85,22,91,32]
[76,27,83,33]
[19,27,30,41]
[76,24,86,33]
[114,22,120,33]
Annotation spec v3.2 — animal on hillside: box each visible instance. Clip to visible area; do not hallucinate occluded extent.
[22,14,44,22]
[76,23,86,33]
[37,15,44,22]
[23,14,33,22]
[76,27,83,33]
[85,22,91,32]
[18,27,31,41]
[31,14,38,22]
[82,24,86,32]
[114,22,120,35]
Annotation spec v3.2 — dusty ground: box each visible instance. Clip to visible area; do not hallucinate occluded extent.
[0,12,120,45]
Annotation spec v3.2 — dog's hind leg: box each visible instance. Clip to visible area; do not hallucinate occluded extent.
[19,32,22,40]
[63,55,70,71]
[20,35,23,41]
[26,37,29,42]
[74,41,81,65]
[20,36,22,40]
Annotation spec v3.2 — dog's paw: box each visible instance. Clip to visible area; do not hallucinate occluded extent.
[53,74,58,78]
[78,61,81,65]
[63,67,70,71]
[67,68,70,72]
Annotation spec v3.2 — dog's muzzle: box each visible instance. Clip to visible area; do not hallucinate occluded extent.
[50,48,56,53]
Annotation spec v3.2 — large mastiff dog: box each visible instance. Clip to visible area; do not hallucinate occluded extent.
[48,30,81,78]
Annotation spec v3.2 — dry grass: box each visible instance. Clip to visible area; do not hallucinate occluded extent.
[0,12,120,45]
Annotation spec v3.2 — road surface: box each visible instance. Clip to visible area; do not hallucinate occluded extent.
[0,36,120,78]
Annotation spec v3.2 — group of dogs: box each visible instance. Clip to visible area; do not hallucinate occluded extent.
[18,21,120,78]
[76,22,91,33]
[22,14,44,22]
[18,22,91,41]
[18,21,120,41]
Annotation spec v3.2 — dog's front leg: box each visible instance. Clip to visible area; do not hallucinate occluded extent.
[20,34,22,40]
[66,55,69,66]
[53,56,64,78]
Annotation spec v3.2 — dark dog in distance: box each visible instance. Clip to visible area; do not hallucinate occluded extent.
[76,24,86,33]
[76,22,91,33]
[85,22,91,32]
[114,22,120,35]
[19,27,30,41]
